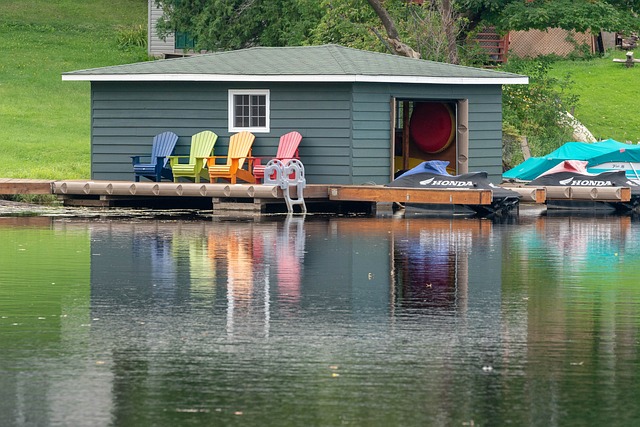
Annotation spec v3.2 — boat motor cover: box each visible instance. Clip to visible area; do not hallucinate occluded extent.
[389,161,521,199]
[528,169,640,192]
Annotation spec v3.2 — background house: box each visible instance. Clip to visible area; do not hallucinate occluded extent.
[62,45,527,185]
[148,1,197,58]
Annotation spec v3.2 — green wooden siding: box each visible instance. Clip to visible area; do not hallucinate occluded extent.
[351,83,504,184]
[350,85,391,184]
[90,80,504,184]
[90,82,353,184]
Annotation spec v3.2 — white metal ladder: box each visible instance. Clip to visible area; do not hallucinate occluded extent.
[264,159,307,214]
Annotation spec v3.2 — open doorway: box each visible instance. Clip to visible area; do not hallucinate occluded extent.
[392,99,468,179]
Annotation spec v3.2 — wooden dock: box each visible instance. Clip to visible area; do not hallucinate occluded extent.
[0,179,527,214]
[5,178,638,215]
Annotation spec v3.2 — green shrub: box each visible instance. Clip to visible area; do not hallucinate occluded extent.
[116,24,147,50]
[500,56,579,170]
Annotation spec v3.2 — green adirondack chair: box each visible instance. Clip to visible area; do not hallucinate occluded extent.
[168,131,218,182]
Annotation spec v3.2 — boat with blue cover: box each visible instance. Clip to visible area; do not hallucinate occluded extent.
[503,139,640,182]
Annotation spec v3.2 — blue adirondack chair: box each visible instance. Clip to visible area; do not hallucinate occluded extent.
[131,131,179,182]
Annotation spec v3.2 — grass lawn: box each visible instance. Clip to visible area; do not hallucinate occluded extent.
[548,50,640,143]
[0,0,147,179]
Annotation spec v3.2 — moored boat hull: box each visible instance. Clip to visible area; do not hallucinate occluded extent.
[389,161,521,218]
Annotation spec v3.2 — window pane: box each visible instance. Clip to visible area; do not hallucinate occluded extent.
[232,92,267,129]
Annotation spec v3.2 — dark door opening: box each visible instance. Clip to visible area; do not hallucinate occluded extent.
[392,99,468,179]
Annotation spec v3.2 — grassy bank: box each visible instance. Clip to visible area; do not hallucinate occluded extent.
[1,1,639,180]
[0,0,147,179]
[548,50,640,143]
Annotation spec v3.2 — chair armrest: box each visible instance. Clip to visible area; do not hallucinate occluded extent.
[206,156,228,166]
[131,155,152,165]
[168,155,190,165]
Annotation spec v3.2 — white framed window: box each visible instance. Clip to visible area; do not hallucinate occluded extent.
[228,89,270,133]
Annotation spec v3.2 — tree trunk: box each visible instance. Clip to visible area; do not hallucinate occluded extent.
[441,0,459,64]
[366,0,421,58]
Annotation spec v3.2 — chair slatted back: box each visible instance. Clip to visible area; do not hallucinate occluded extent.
[275,131,303,159]
[190,131,218,164]
[150,131,179,167]
[227,131,256,168]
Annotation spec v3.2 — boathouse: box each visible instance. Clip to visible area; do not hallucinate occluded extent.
[62,44,527,185]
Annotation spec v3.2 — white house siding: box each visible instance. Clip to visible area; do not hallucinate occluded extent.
[147,1,175,57]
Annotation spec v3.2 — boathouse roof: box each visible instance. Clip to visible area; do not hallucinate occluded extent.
[62,44,528,85]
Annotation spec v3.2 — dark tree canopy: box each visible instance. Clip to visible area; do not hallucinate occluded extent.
[460,0,640,34]
[154,0,323,51]
[155,0,640,57]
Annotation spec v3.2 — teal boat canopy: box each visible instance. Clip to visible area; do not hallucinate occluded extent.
[503,139,640,181]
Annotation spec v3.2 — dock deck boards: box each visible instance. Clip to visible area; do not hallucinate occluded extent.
[328,185,494,205]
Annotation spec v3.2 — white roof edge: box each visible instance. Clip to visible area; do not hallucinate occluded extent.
[62,73,529,85]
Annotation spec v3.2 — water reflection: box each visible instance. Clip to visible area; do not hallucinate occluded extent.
[393,219,490,312]
[501,214,640,426]
[0,217,92,426]
[2,214,640,426]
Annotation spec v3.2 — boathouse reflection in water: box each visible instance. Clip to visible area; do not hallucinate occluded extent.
[89,217,500,323]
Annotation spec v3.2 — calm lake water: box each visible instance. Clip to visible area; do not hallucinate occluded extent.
[1,211,640,426]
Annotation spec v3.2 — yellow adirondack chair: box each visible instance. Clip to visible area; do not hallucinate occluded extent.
[168,130,218,182]
[207,131,256,184]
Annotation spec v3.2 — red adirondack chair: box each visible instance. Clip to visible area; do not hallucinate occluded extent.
[253,131,303,183]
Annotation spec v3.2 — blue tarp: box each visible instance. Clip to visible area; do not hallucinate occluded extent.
[397,160,451,179]
[503,139,640,181]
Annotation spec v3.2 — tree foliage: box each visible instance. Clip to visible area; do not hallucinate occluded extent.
[155,0,469,63]
[156,0,640,57]
[500,56,578,165]
[310,0,468,63]
[459,0,640,34]
[154,0,323,51]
